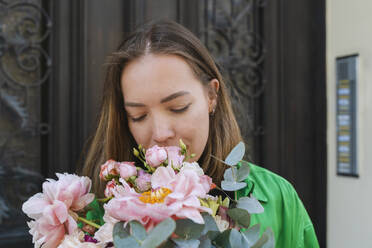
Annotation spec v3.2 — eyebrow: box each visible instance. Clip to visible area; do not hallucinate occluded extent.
[125,91,190,107]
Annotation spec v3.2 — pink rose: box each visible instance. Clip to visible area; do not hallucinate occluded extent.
[104,179,117,198]
[135,170,152,192]
[99,160,119,181]
[166,146,185,169]
[145,145,167,168]
[117,162,137,180]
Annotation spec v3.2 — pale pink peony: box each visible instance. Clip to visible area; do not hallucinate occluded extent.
[104,179,117,198]
[94,214,118,245]
[117,161,137,180]
[145,145,167,167]
[104,166,212,230]
[99,160,120,181]
[166,146,185,169]
[22,173,95,248]
[58,230,101,248]
[180,162,204,176]
[135,170,152,192]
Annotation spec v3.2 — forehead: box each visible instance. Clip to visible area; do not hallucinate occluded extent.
[120,54,204,99]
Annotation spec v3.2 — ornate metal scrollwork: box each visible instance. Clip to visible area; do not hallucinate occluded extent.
[0,0,51,243]
[199,0,266,159]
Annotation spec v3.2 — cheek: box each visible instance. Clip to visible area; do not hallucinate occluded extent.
[128,121,151,147]
[177,103,210,160]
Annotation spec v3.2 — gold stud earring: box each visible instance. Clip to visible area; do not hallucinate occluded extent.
[210,106,216,116]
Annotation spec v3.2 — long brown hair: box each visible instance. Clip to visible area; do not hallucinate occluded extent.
[82,19,242,195]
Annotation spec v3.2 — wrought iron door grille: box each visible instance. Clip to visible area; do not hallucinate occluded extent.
[199,0,266,162]
[0,0,52,245]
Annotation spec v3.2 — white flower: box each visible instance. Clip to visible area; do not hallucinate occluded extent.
[94,214,118,244]
[180,162,204,176]
[28,221,45,248]
[214,215,230,232]
[58,230,101,248]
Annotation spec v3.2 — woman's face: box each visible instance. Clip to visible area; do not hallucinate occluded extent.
[120,54,218,161]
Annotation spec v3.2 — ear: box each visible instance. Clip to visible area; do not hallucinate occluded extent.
[207,79,220,113]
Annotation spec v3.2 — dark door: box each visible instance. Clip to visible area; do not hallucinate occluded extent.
[0,0,326,247]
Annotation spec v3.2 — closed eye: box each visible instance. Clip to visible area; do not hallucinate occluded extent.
[171,103,191,113]
[130,114,146,122]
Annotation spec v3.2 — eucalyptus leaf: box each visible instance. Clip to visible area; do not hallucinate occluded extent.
[199,236,212,248]
[223,167,238,181]
[206,231,220,241]
[241,224,261,247]
[250,228,276,248]
[175,218,204,239]
[172,238,200,248]
[229,228,243,248]
[236,162,250,182]
[142,218,176,248]
[227,208,251,228]
[201,213,219,236]
[225,142,245,166]
[221,180,246,191]
[129,221,147,242]
[213,229,232,248]
[237,197,264,214]
[113,222,140,248]
[158,240,176,248]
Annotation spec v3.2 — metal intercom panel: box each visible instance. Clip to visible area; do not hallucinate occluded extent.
[336,55,358,177]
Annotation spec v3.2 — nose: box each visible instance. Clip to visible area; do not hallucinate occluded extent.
[151,114,176,145]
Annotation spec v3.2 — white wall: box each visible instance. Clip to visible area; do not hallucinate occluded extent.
[327,0,372,247]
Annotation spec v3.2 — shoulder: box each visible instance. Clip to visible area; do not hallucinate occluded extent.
[247,163,319,246]
[244,162,304,209]
[247,163,297,196]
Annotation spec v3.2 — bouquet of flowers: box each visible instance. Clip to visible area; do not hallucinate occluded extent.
[22,140,275,248]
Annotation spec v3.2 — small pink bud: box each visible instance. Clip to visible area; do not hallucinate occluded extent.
[145,145,167,168]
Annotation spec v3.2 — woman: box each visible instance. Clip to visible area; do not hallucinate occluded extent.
[82,20,319,247]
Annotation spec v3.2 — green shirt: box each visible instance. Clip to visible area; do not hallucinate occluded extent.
[237,163,319,248]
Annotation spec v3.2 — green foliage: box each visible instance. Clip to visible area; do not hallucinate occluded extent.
[112,213,274,248]
[85,198,105,226]
[237,196,264,214]
[174,219,204,240]
[224,142,245,166]
[113,218,176,248]
[221,143,252,191]
[227,208,251,228]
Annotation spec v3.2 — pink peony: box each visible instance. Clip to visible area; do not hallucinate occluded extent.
[104,179,117,198]
[99,160,120,181]
[166,146,185,169]
[117,161,137,180]
[135,170,152,192]
[145,145,167,167]
[94,214,118,245]
[58,230,100,248]
[104,166,212,230]
[180,162,204,176]
[22,173,95,248]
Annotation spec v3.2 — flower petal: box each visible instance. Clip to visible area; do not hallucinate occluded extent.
[22,193,50,219]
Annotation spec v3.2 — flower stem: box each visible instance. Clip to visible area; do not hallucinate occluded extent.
[214,185,236,203]
[77,216,101,229]
[97,197,112,203]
